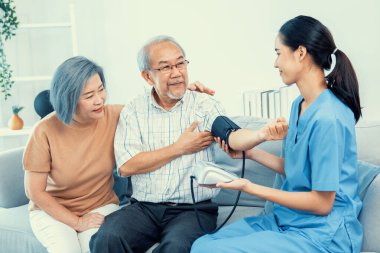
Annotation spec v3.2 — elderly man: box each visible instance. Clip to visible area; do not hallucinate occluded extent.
[90,35,225,253]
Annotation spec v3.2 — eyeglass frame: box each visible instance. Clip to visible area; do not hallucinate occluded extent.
[151,60,189,74]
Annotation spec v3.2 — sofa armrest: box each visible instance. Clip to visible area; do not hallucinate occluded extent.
[0,147,29,208]
[359,175,380,252]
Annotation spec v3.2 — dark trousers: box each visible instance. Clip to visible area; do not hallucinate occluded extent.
[90,199,218,253]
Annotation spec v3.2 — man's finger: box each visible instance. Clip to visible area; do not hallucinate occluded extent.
[186,121,198,132]
[194,81,204,92]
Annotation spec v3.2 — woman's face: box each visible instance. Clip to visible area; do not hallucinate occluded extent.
[74,73,106,123]
[274,34,302,85]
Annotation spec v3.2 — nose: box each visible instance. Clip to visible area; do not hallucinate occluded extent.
[274,59,278,69]
[170,65,181,78]
[94,92,103,105]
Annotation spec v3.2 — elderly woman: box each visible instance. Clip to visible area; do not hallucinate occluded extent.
[23,56,213,253]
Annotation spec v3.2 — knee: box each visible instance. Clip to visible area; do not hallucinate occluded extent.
[191,242,209,253]
[191,236,220,253]
[90,229,122,249]
[160,237,192,252]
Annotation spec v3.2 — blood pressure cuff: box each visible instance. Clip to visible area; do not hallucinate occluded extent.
[211,116,241,145]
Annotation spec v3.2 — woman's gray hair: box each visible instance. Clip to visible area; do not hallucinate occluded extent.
[137,35,186,72]
[49,56,106,124]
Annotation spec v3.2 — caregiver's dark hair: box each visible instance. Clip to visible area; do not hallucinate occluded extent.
[279,15,361,122]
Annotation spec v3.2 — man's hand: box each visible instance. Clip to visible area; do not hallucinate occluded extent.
[259,117,288,141]
[187,81,215,96]
[175,121,214,155]
[75,212,105,232]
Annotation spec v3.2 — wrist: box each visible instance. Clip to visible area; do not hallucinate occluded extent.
[245,148,256,160]
[170,142,185,156]
[241,179,252,192]
[258,128,268,142]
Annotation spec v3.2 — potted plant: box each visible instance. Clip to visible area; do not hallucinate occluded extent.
[8,105,23,130]
[0,0,18,100]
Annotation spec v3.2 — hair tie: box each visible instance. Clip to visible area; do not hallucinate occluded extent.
[324,48,338,77]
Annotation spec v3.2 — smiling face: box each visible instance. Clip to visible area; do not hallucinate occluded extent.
[142,41,189,108]
[274,34,303,85]
[73,73,106,123]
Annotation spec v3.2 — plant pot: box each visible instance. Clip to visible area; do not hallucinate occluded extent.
[8,114,24,130]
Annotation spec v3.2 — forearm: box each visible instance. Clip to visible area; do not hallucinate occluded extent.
[119,144,183,176]
[29,191,80,230]
[244,183,335,215]
[247,148,285,175]
[228,129,265,151]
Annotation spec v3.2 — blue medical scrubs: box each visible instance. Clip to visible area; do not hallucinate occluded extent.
[191,89,363,253]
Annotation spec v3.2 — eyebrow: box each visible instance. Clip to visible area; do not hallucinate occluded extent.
[82,83,103,96]
[157,56,185,65]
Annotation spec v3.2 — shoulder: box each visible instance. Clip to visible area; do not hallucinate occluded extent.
[317,91,355,126]
[31,112,62,136]
[119,94,147,117]
[106,104,124,114]
[185,90,221,106]
[27,113,64,148]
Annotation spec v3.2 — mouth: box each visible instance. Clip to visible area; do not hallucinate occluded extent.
[93,107,103,113]
[168,80,185,86]
[169,82,184,86]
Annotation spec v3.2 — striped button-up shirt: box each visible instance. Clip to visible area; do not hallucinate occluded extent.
[114,89,225,203]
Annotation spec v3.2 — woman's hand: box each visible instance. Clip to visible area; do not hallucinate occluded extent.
[259,117,288,141]
[214,137,243,159]
[76,212,105,232]
[187,81,215,96]
[216,178,251,191]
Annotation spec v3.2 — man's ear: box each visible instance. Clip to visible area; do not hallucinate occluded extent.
[297,45,307,61]
[141,70,155,86]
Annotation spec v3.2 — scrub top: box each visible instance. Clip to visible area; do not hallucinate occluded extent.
[274,89,363,252]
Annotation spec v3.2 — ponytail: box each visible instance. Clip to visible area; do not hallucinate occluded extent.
[326,50,362,122]
[279,16,362,122]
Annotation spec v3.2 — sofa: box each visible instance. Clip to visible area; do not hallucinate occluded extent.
[0,117,379,253]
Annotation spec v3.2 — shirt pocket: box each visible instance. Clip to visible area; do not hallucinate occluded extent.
[344,216,363,253]
[327,216,362,253]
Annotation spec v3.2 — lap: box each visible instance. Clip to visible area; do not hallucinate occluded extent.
[29,203,120,253]
[93,200,218,253]
[94,202,161,252]
[192,214,326,253]
[157,202,217,251]
[78,204,120,252]
[30,209,82,253]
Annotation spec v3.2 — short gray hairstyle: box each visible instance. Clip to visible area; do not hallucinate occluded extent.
[50,56,106,124]
[137,35,186,72]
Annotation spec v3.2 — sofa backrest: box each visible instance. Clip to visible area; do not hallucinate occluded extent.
[0,147,28,208]
[355,120,380,166]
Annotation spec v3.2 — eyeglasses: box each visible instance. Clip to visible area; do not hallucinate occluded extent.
[152,60,189,74]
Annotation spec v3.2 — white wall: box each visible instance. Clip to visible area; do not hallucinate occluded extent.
[2,0,380,131]
[75,0,380,120]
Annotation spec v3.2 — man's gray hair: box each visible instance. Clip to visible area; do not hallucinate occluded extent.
[137,35,186,72]
[50,56,106,124]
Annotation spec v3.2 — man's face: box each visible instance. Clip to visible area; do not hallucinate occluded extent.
[142,41,189,105]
